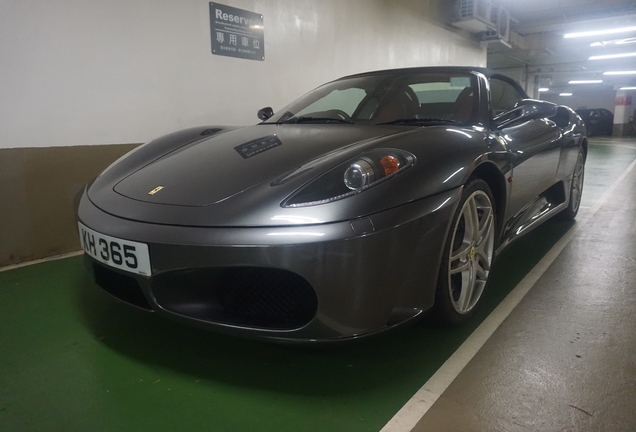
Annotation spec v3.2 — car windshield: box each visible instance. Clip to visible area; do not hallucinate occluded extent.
[263,71,478,125]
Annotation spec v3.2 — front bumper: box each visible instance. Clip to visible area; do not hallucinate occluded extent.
[78,188,461,342]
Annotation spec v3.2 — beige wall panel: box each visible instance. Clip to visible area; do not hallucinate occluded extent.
[0,145,139,267]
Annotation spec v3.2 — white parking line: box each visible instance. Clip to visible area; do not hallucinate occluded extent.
[380,147,636,432]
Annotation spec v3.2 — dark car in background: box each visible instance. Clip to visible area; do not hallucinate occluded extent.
[575,108,614,136]
[77,67,587,342]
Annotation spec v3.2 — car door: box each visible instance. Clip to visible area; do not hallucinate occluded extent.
[491,77,562,219]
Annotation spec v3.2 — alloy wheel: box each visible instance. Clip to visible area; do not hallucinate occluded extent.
[448,190,495,314]
[570,152,585,213]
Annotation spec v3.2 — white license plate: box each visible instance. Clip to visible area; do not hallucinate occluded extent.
[78,222,151,276]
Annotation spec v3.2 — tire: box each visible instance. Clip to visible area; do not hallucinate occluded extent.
[557,149,585,220]
[434,178,496,325]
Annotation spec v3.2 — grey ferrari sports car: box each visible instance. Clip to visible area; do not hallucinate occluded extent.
[77,66,586,342]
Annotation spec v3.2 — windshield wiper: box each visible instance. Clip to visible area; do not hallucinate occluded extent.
[276,116,354,124]
[377,118,464,126]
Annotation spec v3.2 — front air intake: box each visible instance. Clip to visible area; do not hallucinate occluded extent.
[92,262,152,310]
[152,267,317,330]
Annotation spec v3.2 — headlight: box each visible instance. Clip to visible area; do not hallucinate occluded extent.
[344,159,375,190]
[284,149,415,207]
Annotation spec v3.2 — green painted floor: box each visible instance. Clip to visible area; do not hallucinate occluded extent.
[0,140,633,432]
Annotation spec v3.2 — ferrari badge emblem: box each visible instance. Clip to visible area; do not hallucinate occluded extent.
[469,246,475,260]
[148,186,164,195]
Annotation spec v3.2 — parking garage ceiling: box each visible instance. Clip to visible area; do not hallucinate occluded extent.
[484,0,636,91]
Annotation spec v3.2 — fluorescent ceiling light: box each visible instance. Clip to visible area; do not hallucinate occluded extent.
[591,37,636,47]
[538,88,549,92]
[559,93,573,96]
[590,52,636,60]
[565,26,636,38]
[603,71,636,75]
[568,80,602,84]
[620,86,636,90]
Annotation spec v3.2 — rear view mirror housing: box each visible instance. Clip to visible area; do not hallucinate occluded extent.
[257,107,274,121]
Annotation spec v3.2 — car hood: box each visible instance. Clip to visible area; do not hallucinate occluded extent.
[113,124,403,207]
[88,123,493,227]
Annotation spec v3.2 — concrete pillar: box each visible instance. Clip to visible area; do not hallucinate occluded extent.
[529,73,540,100]
[613,89,636,137]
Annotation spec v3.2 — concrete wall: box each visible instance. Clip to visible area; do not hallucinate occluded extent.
[0,0,486,267]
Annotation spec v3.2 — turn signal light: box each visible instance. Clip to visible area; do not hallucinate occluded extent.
[380,155,400,176]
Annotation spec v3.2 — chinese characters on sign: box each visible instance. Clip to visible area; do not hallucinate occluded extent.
[210,3,264,61]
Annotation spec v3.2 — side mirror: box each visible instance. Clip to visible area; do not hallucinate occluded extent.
[257,107,274,121]
[494,99,558,129]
